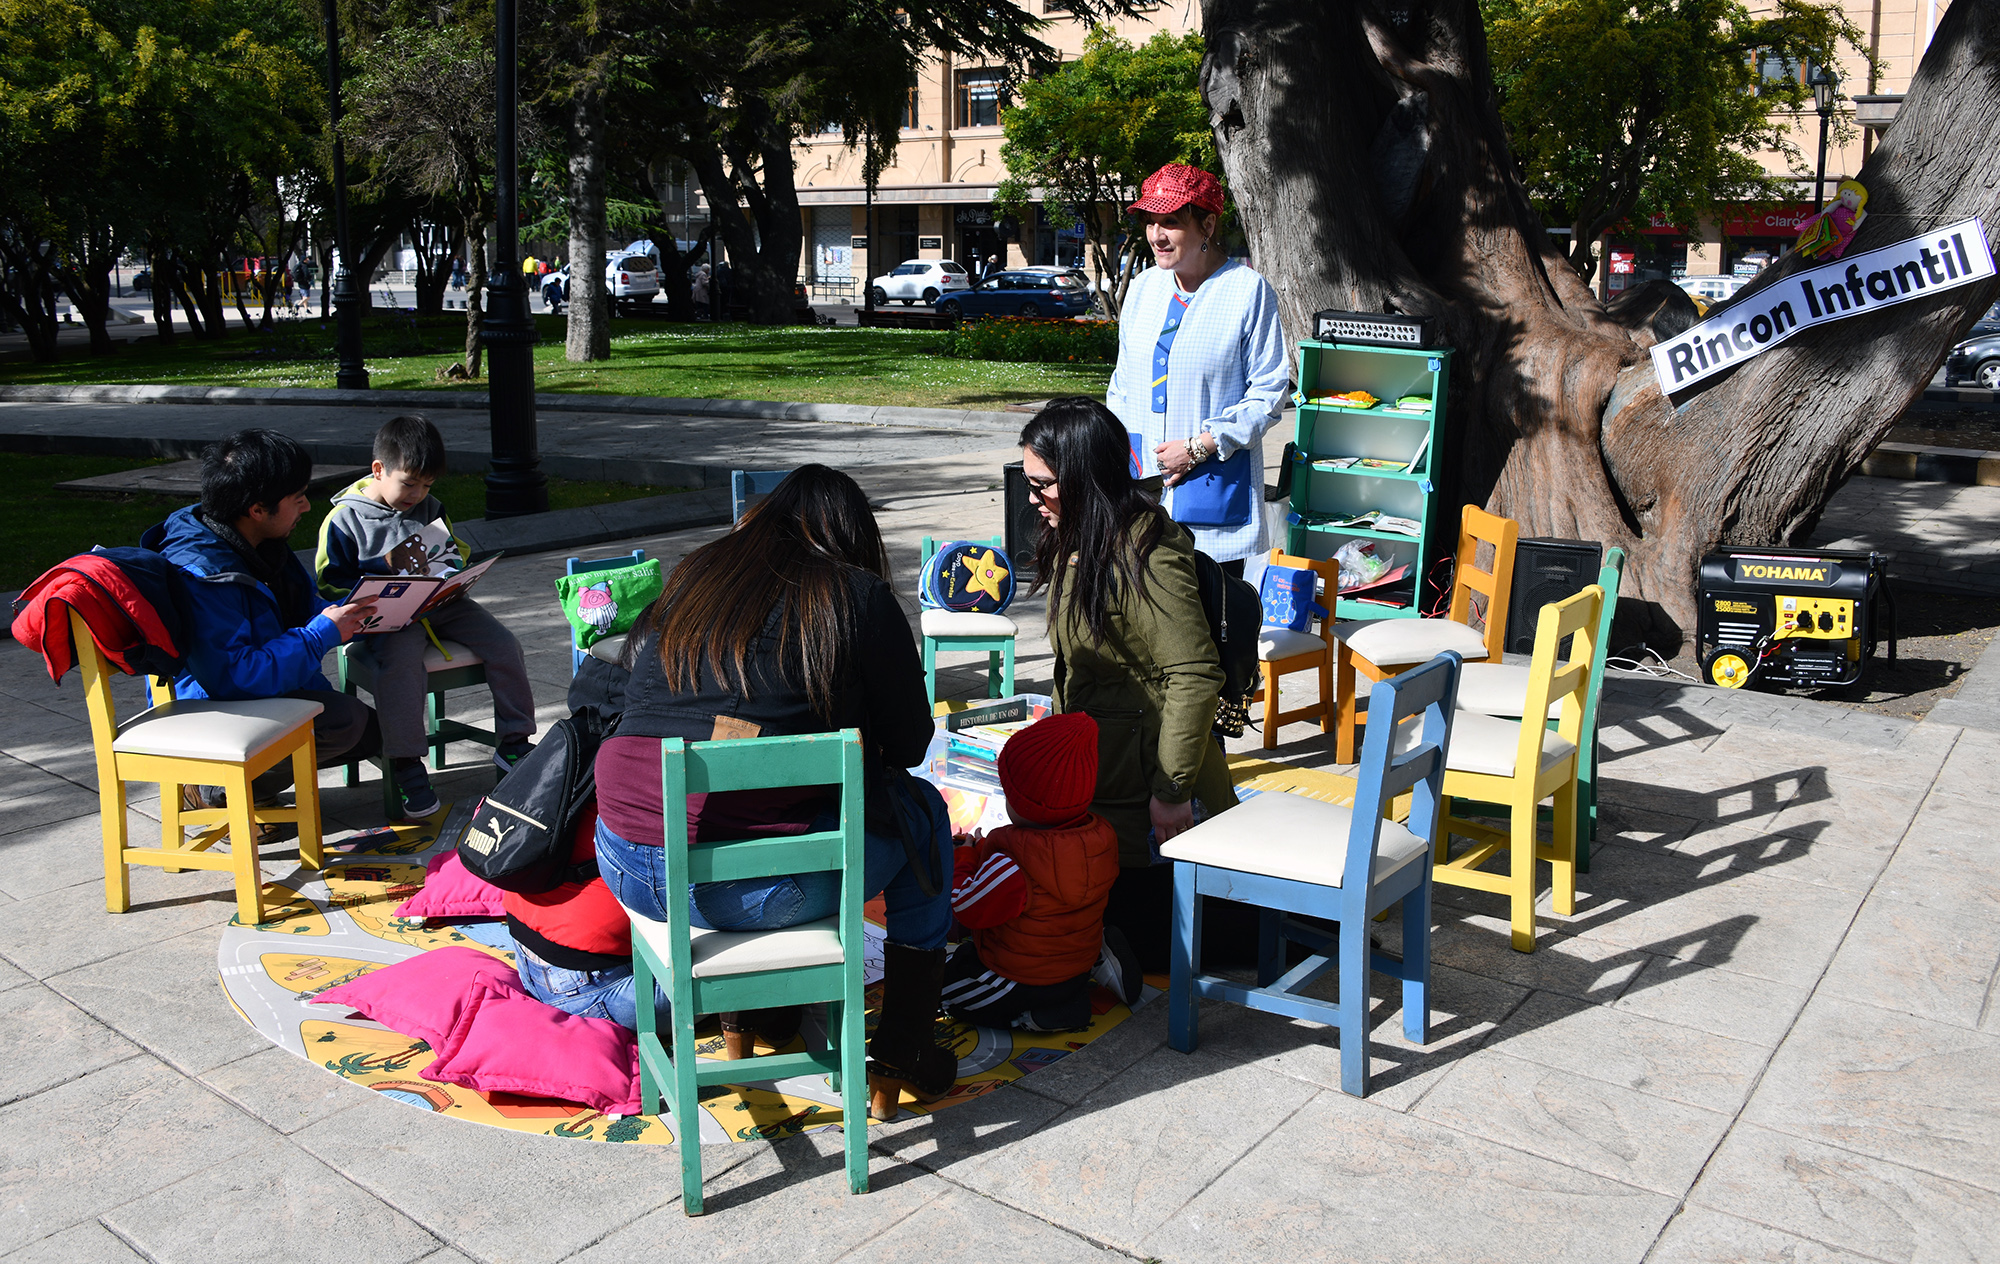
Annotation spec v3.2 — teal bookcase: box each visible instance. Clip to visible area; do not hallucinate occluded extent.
[1284,341,1451,621]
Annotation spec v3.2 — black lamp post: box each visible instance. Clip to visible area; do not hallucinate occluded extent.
[1811,64,1838,214]
[482,0,547,517]
[321,0,367,390]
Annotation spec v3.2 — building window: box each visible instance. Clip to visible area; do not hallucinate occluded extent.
[956,68,1005,128]
[1756,50,1802,87]
[901,80,919,131]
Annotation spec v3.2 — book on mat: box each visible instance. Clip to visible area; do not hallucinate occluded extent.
[349,553,504,634]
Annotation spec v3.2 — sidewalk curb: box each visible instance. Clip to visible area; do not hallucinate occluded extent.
[1859,440,2000,486]
[1924,626,2000,733]
[0,383,1020,433]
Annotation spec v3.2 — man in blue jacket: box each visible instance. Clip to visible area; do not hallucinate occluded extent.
[143,429,381,810]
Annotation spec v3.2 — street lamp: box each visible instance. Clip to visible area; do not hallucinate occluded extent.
[1811,64,1838,214]
[482,0,547,518]
[320,0,367,390]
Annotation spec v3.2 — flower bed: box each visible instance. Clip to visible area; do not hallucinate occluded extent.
[944,316,1118,364]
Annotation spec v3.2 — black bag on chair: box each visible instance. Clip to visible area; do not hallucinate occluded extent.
[1191,549,1261,738]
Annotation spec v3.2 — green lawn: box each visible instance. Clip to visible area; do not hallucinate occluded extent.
[1,452,681,591]
[1,315,1114,410]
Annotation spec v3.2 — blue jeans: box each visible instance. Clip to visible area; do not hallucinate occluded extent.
[513,942,669,1033]
[596,775,953,950]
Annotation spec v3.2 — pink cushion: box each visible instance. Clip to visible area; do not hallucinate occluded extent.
[309,946,525,1049]
[394,851,507,920]
[420,978,641,1115]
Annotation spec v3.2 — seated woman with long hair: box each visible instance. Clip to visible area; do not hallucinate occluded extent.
[1019,398,1240,968]
[593,465,956,1119]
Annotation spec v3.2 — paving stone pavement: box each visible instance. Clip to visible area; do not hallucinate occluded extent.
[2,435,1998,1262]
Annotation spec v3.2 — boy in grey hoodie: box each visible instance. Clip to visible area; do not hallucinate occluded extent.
[316,415,536,818]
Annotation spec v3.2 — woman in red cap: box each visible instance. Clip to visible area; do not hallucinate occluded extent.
[1109,162,1289,576]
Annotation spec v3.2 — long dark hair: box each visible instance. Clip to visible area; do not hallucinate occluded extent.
[643,464,890,719]
[1021,397,1167,646]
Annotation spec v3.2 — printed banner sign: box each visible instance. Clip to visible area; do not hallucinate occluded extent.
[1650,217,1996,395]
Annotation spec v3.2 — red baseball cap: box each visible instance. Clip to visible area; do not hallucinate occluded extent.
[1129,164,1225,216]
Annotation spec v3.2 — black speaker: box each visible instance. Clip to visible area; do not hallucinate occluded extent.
[1505,538,1603,655]
[1003,461,1043,579]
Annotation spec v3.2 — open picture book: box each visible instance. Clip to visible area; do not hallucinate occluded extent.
[348,553,503,634]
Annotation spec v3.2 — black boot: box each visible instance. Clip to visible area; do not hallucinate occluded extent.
[718,1006,803,1059]
[867,943,956,1121]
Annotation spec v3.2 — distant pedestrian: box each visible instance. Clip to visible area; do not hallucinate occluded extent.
[522,254,539,278]
[449,257,467,291]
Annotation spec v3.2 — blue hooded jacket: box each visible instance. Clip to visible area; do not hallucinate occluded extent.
[141,505,341,701]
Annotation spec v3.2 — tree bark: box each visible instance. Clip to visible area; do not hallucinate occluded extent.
[1200,0,2000,647]
[463,218,487,378]
[565,76,613,361]
[0,235,62,361]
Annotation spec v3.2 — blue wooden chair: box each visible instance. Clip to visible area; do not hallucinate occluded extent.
[629,729,870,1215]
[565,549,645,675]
[338,637,493,816]
[731,470,791,524]
[1163,651,1461,1098]
[919,534,1017,704]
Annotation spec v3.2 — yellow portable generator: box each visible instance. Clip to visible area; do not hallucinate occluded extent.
[1696,547,1897,690]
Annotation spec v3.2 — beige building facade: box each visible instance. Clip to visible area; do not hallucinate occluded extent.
[737,0,1949,298]
[1609,0,1952,291]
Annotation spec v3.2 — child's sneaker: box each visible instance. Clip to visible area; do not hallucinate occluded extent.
[1016,994,1092,1033]
[492,738,533,777]
[391,758,440,820]
[1092,925,1144,1006]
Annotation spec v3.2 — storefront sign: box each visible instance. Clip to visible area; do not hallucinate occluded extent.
[1650,218,1995,394]
[955,208,993,227]
[918,236,942,250]
[1628,204,1813,237]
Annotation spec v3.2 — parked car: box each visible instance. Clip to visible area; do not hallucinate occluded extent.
[130,270,150,293]
[1672,274,1750,309]
[869,259,971,306]
[542,253,661,315]
[1944,327,2000,389]
[937,270,1094,320]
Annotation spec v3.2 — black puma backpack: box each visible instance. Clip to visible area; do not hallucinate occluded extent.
[457,706,618,893]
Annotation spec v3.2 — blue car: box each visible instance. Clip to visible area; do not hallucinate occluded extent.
[938,270,1093,320]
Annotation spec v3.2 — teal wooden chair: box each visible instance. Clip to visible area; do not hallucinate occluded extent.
[1452,547,1624,870]
[919,535,1017,704]
[338,637,494,815]
[630,729,869,1215]
[1163,652,1461,1098]
[565,549,646,675]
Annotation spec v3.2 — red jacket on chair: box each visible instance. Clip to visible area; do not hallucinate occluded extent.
[10,549,186,681]
[950,814,1121,986]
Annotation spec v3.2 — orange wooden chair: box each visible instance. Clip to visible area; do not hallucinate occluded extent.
[1251,551,1340,750]
[1335,506,1518,763]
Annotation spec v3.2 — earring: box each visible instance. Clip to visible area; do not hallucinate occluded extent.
[1200,239,1209,252]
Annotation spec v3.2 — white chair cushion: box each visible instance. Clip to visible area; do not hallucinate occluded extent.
[112,697,323,762]
[1396,709,1574,778]
[422,639,482,671]
[585,633,627,664]
[1158,791,1430,890]
[629,914,847,979]
[1258,628,1328,661]
[921,610,1017,638]
[1454,663,1559,720]
[1338,617,1490,667]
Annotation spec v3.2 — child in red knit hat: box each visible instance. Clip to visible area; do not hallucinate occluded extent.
[941,711,1143,1031]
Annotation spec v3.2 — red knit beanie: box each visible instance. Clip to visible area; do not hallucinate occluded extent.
[998,712,1099,826]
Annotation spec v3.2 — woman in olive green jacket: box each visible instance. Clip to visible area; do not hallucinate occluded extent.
[1020,399,1238,963]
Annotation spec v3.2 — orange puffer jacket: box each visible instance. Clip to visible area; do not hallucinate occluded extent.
[958,814,1121,986]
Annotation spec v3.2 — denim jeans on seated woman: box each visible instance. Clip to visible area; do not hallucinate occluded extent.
[595,774,953,951]
[513,942,669,1033]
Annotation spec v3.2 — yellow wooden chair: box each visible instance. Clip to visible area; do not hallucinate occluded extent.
[1423,585,1601,953]
[1251,551,1340,750]
[1335,505,1518,763]
[72,609,326,926]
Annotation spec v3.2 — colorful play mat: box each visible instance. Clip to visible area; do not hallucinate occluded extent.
[215,756,1356,1147]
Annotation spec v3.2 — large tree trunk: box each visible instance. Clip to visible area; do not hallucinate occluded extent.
[565,78,613,361]
[1201,0,1999,648]
[681,94,804,326]
[0,235,64,361]
[463,218,487,378]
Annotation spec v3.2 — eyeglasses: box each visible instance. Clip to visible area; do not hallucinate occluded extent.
[1023,474,1057,496]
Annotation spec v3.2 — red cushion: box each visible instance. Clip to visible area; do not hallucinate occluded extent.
[419,978,640,1115]
[309,946,524,1049]
[394,850,507,921]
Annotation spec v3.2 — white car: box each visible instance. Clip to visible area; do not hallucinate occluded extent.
[542,253,660,315]
[870,259,971,307]
[1673,274,1750,309]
